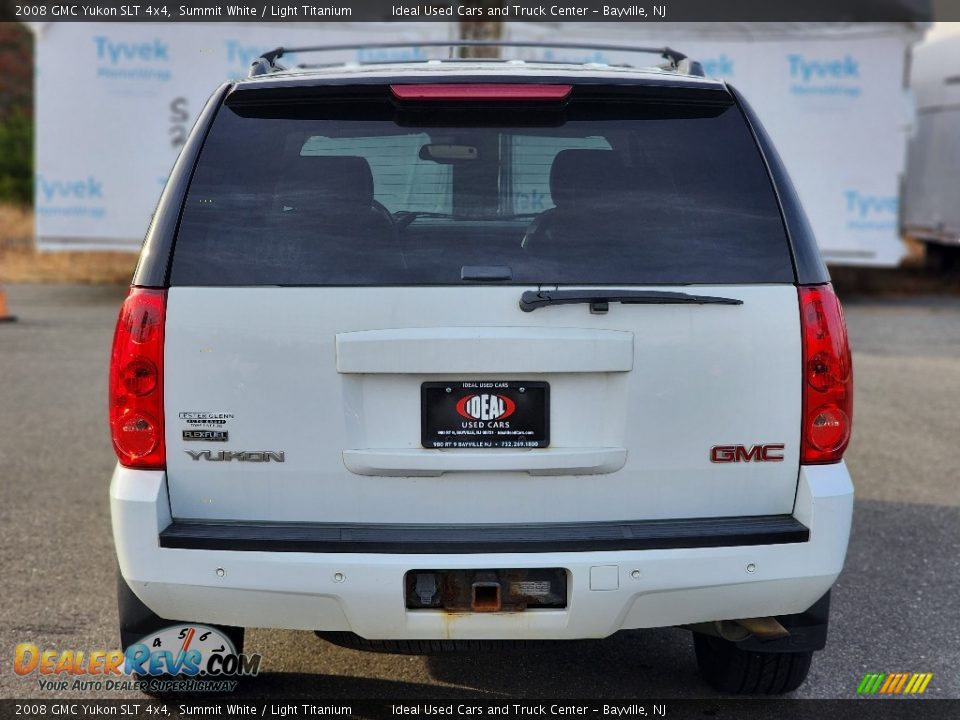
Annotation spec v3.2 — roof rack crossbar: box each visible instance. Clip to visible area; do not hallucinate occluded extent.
[249,41,697,78]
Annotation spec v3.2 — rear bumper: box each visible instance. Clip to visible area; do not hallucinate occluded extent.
[111,464,853,640]
[158,514,809,554]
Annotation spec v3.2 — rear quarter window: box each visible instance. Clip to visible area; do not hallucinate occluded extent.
[169,85,794,286]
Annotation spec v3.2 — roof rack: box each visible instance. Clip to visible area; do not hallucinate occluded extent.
[247,41,704,79]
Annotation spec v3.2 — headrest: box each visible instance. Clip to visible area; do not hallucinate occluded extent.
[549,149,629,209]
[279,155,375,211]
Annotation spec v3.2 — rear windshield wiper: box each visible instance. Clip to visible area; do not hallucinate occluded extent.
[519,289,743,313]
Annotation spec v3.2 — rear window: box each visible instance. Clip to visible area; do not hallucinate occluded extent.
[170,86,794,286]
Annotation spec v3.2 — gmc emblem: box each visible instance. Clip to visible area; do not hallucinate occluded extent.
[711,444,785,463]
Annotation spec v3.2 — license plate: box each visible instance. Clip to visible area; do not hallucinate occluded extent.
[421,381,549,449]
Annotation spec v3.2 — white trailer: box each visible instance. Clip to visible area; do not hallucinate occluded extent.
[901,31,960,268]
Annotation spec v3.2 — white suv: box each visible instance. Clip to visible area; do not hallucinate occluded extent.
[109,43,854,695]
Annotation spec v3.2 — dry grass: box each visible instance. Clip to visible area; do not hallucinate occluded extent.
[0,205,136,284]
[0,203,32,241]
[829,237,960,297]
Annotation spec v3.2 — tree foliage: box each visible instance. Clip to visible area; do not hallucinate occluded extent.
[0,22,33,206]
[0,109,32,205]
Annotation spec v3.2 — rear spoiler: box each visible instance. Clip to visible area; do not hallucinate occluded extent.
[248,41,705,78]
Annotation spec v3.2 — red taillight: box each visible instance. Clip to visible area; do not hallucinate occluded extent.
[109,287,166,469]
[799,284,853,464]
[389,84,572,101]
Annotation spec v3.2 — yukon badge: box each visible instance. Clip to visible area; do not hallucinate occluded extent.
[186,450,285,463]
[711,444,785,463]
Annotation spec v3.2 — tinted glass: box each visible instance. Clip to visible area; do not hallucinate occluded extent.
[170,90,794,285]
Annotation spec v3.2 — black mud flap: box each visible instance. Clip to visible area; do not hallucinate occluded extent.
[116,568,244,654]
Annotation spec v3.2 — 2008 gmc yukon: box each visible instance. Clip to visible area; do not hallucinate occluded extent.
[109,44,854,694]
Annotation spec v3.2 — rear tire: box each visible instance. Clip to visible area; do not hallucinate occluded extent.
[693,633,812,694]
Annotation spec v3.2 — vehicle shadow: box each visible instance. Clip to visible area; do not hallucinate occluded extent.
[419,629,702,698]
[233,627,705,700]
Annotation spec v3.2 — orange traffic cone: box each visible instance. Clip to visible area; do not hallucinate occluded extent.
[0,286,16,322]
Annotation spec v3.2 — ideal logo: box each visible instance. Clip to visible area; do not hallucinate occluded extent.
[845,190,897,231]
[93,36,171,82]
[787,54,861,98]
[700,54,734,78]
[456,394,516,421]
[35,176,106,220]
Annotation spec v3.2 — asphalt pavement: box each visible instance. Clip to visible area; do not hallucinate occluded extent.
[0,284,957,708]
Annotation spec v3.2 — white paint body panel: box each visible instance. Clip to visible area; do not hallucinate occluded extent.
[163,285,801,524]
[336,326,634,374]
[342,447,628,477]
[111,463,853,637]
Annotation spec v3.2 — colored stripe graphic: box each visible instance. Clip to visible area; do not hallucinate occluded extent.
[879,674,897,693]
[857,672,932,695]
[912,673,933,694]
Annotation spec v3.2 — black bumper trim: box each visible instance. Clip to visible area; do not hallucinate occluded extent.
[159,515,808,554]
